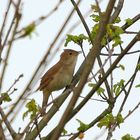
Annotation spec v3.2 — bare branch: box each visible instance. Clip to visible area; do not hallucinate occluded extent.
[124,101,140,120]
[0,123,6,140]
[100,50,140,56]
[106,56,140,140]
[15,0,65,40]
[6,74,23,93]
[0,0,22,91]
[0,0,12,45]
[109,0,124,23]
[0,107,17,139]
[50,0,116,139]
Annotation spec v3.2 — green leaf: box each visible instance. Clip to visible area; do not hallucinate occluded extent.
[76,119,89,131]
[19,23,36,39]
[118,64,125,71]
[113,79,125,96]
[114,17,121,23]
[64,34,88,47]
[101,37,107,46]
[88,83,96,87]
[88,83,105,95]
[107,25,124,47]
[97,113,115,128]
[90,24,99,41]
[0,92,11,102]
[23,99,39,120]
[24,23,36,35]
[121,134,136,140]
[137,64,140,71]
[135,84,140,88]
[114,26,124,35]
[91,5,99,13]
[97,87,105,95]
[97,113,124,129]
[90,14,100,22]
[116,113,124,128]
[125,18,133,26]
[112,37,123,47]
[61,128,68,135]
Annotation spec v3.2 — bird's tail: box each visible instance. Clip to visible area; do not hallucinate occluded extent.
[40,90,50,116]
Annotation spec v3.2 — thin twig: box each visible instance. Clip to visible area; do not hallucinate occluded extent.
[6,74,23,93]
[106,56,140,140]
[0,0,12,60]
[0,107,17,139]
[122,13,140,30]
[79,95,106,102]
[107,40,113,94]
[109,0,124,23]
[124,101,140,120]
[79,43,97,82]
[124,31,139,34]
[0,0,22,91]
[0,0,12,35]
[34,118,41,140]
[100,50,140,56]
[69,104,114,140]
[95,0,102,16]
[15,0,64,40]
[0,122,6,140]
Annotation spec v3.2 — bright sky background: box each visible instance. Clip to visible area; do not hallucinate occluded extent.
[0,0,140,140]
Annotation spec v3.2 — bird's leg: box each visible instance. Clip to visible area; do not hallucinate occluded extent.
[50,93,59,110]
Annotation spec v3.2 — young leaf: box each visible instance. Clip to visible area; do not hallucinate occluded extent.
[113,79,125,96]
[91,5,99,13]
[76,119,89,132]
[90,24,99,40]
[64,34,88,46]
[114,17,121,23]
[125,18,133,26]
[88,83,105,95]
[0,92,11,102]
[22,23,36,38]
[23,99,39,120]
[97,87,105,95]
[61,128,68,136]
[135,84,140,88]
[121,134,136,140]
[90,14,100,22]
[97,113,115,128]
[116,113,124,128]
[137,64,140,71]
[97,113,124,129]
[107,24,124,47]
[88,83,96,87]
[118,64,125,71]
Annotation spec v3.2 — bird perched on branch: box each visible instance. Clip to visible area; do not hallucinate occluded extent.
[38,49,80,112]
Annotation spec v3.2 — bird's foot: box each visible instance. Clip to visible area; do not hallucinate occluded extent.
[39,106,46,116]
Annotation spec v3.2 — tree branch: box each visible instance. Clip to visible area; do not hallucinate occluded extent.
[50,0,116,139]
[0,107,18,139]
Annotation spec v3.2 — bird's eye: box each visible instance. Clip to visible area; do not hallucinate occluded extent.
[69,52,72,55]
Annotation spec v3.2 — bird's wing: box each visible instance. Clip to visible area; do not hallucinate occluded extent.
[39,62,61,91]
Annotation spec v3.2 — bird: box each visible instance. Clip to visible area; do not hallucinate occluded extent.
[38,49,80,111]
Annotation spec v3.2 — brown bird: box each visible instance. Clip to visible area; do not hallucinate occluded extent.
[39,49,80,110]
